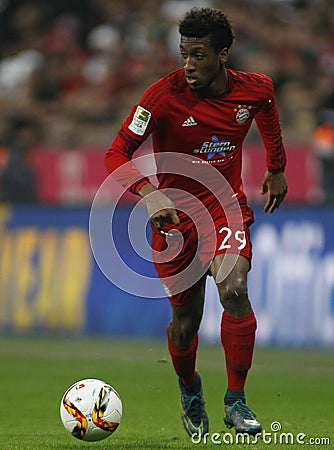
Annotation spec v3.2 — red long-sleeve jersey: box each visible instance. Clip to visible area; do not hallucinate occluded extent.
[105,68,286,230]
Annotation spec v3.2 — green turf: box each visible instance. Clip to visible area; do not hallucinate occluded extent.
[0,336,333,449]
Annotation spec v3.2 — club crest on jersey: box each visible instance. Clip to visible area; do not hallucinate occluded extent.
[234,105,252,124]
[128,105,151,136]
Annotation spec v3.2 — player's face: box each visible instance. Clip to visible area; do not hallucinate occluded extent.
[180,36,229,96]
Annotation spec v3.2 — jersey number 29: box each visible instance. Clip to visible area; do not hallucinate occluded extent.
[218,227,246,251]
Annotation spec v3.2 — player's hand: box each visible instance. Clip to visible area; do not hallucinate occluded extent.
[261,171,288,213]
[139,183,180,229]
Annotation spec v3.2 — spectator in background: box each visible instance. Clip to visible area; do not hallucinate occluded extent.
[313,109,334,203]
[0,0,334,147]
[0,115,40,203]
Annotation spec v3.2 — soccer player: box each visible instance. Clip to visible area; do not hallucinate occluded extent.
[105,7,287,438]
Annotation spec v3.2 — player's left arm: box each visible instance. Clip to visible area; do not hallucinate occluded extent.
[260,170,287,213]
[255,75,288,213]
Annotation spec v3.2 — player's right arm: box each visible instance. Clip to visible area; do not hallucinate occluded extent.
[138,183,180,229]
[104,108,151,195]
[105,80,180,228]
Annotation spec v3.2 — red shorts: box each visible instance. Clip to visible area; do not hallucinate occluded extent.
[151,216,253,306]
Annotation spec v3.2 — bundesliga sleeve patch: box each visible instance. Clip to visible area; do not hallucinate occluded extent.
[128,105,151,136]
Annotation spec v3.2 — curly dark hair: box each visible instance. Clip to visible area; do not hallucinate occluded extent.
[178,7,235,53]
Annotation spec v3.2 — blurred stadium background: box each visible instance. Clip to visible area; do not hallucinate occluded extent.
[0,0,334,347]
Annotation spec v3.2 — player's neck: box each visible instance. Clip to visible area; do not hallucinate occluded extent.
[199,68,229,98]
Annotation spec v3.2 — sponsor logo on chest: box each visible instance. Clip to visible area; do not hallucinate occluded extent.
[193,135,235,161]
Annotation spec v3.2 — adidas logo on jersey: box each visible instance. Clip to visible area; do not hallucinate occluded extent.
[182,116,197,127]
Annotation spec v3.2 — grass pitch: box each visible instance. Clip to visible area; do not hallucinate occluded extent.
[0,336,333,449]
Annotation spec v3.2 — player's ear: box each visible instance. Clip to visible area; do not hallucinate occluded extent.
[219,47,230,65]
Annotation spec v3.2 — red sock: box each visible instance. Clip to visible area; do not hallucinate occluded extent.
[167,330,198,387]
[221,311,257,391]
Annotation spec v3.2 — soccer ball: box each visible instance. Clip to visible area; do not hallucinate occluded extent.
[60,378,122,441]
